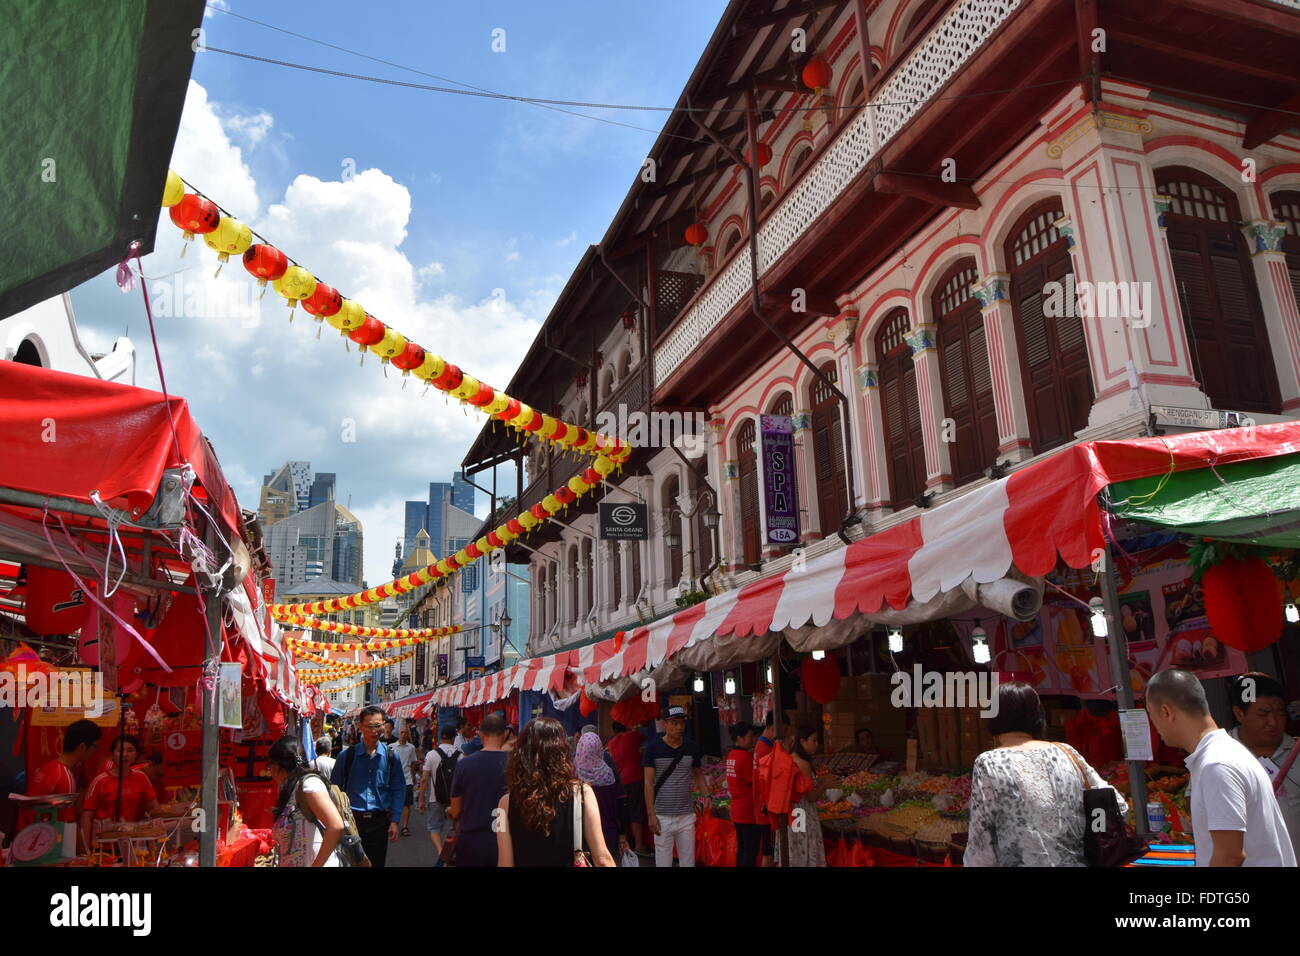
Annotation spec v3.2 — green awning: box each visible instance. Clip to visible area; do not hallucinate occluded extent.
[1108,453,1300,547]
[0,0,205,318]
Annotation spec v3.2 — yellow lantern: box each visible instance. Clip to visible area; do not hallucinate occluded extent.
[328,298,366,333]
[203,216,252,275]
[509,403,535,429]
[475,536,492,556]
[518,510,539,530]
[497,526,516,543]
[486,393,511,415]
[451,374,481,402]
[436,558,453,576]
[414,352,445,382]
[542,494,561,514]
[539,415,561,440]
[371,326,407,361]
[568,475,589,497]
[273,266,316,321]
[455,549,472,567]
[162,169,185,207]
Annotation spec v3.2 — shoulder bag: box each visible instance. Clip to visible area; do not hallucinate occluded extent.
[1053,743,1146,867]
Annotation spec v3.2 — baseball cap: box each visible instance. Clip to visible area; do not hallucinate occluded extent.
[666,706,687,719]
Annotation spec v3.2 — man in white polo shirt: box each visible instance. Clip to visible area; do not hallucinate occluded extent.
[1146,668,1295,867]
[1228,673,1300,862]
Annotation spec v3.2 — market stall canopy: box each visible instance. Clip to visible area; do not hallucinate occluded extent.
[388,690,435,720]
[0,0,206,318]
[0,360,242,537]
[1108,453,1300,547]
[440,421,1300,708]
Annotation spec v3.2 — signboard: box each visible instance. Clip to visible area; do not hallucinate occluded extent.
[1150,405,1254,430]
[219,662,243,730]
[437,654,448,679]
[467,667,485,682]
[465,656,485,668]
[599,501,648,540]
[760,415,800,544]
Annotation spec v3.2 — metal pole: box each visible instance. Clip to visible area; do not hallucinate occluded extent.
[1099,544,1151,836]
[198,576,223,867]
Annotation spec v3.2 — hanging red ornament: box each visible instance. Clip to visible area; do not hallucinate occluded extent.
[467,383,496,407]
[431,363,463,391]
[242,244,289,292]
[802,55,832,92]
[583,467,602,485]
[506,519,524,535]
[302,282,343,320]
[579,694,598,718]
[800,653,841,704]
[486,531,504,548]
[611,696,661,728]
[1200,556,1283,654]
[169,194,220,256]
[744,143,773,167]
[496,397,522,422]
[392,342,426,373]
[555,487,576,505]
[685,223,709,247]
[530,503,549,521]
[348,315,386,347]
[520,410,545,432]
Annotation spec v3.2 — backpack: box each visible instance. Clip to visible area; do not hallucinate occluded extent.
[433,745,460,806]
[295,771,371,867]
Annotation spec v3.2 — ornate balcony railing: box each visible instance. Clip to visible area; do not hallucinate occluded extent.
[653,0,1023,387]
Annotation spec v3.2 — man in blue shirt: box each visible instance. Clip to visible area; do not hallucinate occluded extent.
[331,705,406,867]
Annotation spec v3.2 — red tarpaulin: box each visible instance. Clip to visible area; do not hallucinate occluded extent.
[0,360,242,536]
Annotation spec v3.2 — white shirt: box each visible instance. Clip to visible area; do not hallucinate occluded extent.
[392,742,417,785]
[421,744,456,801]
[1185,729,1296,867]
[299,776,340,867]
[1229,728,1300,863]
[310,754,336,778]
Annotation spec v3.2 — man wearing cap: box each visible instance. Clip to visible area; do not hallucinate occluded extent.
[643,706,705,868]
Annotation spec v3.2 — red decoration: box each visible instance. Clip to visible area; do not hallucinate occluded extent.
[486,532,503,548]
[552,421,568,443]
[530,504,549,521]
[745,143,773,167]
[800,654,841,704]
[1201,556,1283,653]
[23,566,92,636]
[465,542,482,559]
[802,55,832,91]
[611,696,660,728]
[168,194,220,236]
[583,467,602,485]
[391,342,426,372]
[520,410,544,432]
[431,363,463,391]
[579,694,598,718]
[348,315,385,347]
[685,223,708,247]
[496,397,521,421]
[242,244,288,283]
[575,369,588,388]
[555,487,575,505]
[302,282,342,318]
[467,383,495,407]
[506,519,524,535]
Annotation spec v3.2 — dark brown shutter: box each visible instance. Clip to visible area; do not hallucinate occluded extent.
[611,541,622,608]
[877,310,924,506]
[934,260,995,485]
[664,477,683,584]
[1006,201,1094,453]
[736,419,760,565]
[810,362,848,532]
[1160,167,1280,413]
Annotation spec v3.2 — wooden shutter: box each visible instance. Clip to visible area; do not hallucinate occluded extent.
[1006,201,1094,452]
[934,260,995,485]
[664,477,683,584]
[611,541,622,609]
[877,310,924,506]
[810,362,848,532]
[1160,168,1280,413]
[630,541,641,599]
[736,419,760,565]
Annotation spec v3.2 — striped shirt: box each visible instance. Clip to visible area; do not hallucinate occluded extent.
[642,737,702,816]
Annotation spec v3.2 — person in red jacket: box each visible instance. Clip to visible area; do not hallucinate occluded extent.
[752,711,778,866]
[725,722,760,867]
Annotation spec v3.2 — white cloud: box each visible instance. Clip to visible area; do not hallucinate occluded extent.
[504,237,520,262]
[223,109,274,148]
[557,230,577,247]
[203,0,230,17]
[170,81,259,218]
[417,261,446,282]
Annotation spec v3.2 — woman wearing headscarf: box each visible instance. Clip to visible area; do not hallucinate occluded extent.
[575,731,630,863]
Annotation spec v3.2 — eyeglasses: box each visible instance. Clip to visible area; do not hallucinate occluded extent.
[362,723,385,731]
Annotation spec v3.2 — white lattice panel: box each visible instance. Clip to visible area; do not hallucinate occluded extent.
[654,0,1023,389]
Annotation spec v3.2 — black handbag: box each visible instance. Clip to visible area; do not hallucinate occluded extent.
[1055,743,1147,867]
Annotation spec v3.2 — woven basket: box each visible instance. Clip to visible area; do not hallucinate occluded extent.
[913,838,950,864]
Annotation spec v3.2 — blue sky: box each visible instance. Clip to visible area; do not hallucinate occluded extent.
[69,0,726,586]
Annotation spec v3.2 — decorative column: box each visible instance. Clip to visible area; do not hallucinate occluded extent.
[1243,219,1300,411]
[906,322,953,492]
[789,410,815,545]
[1045,92,1209,427]
[721,458,746,573]
[973,273,1033,461]
[856,361,890,516]
[827,309,864,508]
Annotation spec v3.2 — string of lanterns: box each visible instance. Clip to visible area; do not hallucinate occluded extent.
[311,677,370,693]
[269,450,623,618]
[162,170,634,466]
[291,647,355,668]
[296,647,417,682]
[281,616,462,641]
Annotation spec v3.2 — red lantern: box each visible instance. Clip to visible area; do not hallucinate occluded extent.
[431,363,463,391]
[744,143,773,167]
[552,421,568,443]
[520,410,545,432]
[496,397,522,421]
[242,244,288,288]
[486,531,503,548]
[348,315,385,347]
[800,653,841,704]
[583,467,601,485]
[802,55,832,92]
[302,282,342,319]
[555,487,575,505]
[168,194,220,238]
[465,542,482,559]
[611,696,661,728]
[467,383,495,407]
[579,694,598,718]
[572,427,589,448]
[391,342,426,372]
[506,519,524,535]
[1201,556,1283,653]
[685,223,708,247]
[530,503,549,521]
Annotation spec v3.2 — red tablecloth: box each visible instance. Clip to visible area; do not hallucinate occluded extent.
[217,835,260,867]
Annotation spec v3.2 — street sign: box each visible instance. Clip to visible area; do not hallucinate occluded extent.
[1150,405,1254,430]
[599,501,648,540]
[465,656,484,668]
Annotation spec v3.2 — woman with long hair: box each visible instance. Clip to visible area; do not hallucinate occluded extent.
[496,718,615,867]
[268,735,346,867]
[783,716,828,867]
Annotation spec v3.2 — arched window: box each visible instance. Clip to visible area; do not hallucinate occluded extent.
[877,309,926,506]
[1159,168,1280,414]
[598,368,614,405]
[722,228,743,259]
[569,545,581,626]
[760,188,775,213]
[900,0,943,50]
[735,418,760,566]
[14,338,42,366]
[611,541,622,611]
[692,472,715,579]
[810,361,848,531]
[787,145,813,188]
[1273,190,1300,314]
[934,259,996,485]
[1005,200,1093,452]
[616,350,632,384]
[582,538,594,617]
[663,474,683,585]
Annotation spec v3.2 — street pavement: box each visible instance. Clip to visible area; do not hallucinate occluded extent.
[385,817,439,867]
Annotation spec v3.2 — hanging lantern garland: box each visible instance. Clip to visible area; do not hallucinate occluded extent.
[282,619,462,644]
[161,172,634,465]
[312,677,369,693]
[270,451,623,619]
[296,647,417,682]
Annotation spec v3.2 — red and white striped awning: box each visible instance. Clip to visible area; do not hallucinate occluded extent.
[430,422,1300,711]
[388,690,435,720]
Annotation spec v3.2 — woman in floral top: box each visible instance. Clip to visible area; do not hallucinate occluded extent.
[965,682,1127,867]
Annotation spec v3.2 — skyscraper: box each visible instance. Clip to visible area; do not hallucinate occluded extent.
[260,462,364,590]
[402,471,477,559]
